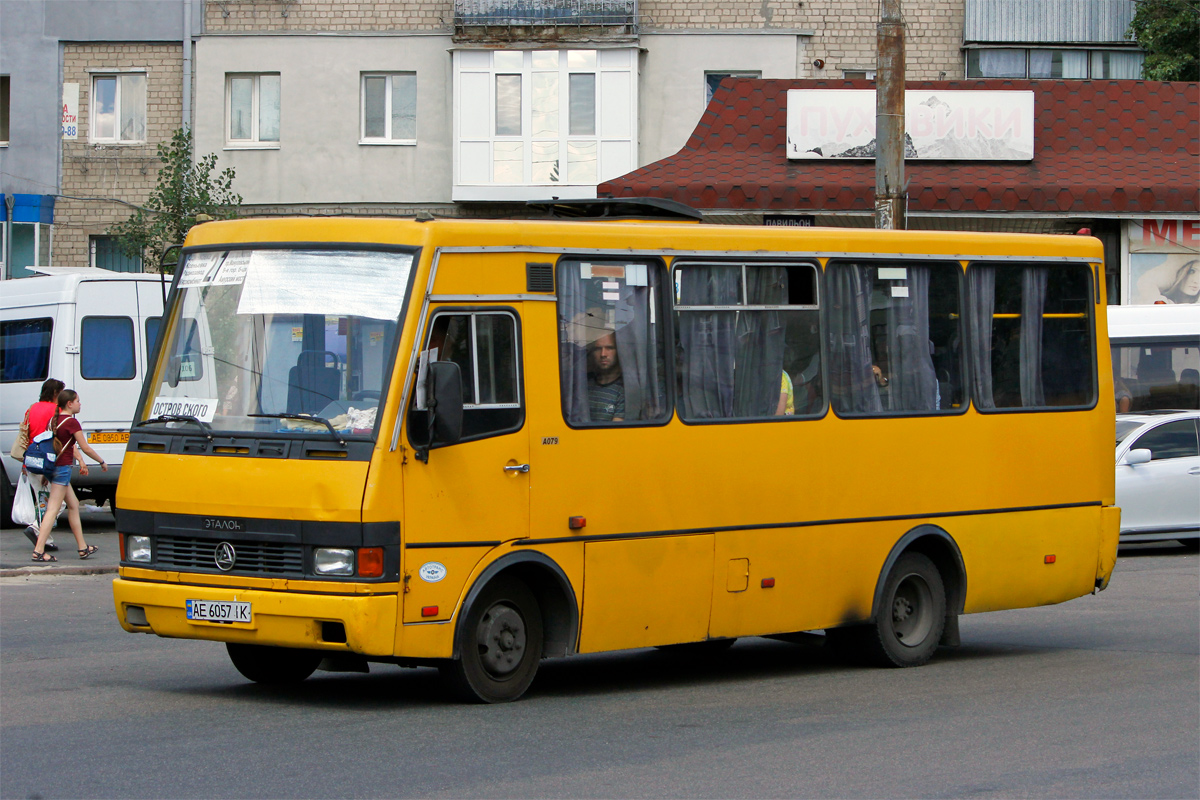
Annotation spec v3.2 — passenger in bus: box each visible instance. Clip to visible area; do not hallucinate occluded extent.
[587,332,625,422]
[1115,377,1133,413]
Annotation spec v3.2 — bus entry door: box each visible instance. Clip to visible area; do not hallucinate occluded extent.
[400,307,529,624]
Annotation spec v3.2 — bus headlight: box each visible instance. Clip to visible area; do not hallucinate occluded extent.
[127,535,151,562]
[314,548,355,576]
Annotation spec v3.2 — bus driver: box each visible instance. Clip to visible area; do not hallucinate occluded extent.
[587,332,625,422]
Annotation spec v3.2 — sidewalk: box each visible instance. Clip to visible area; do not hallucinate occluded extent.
[1,505,120,576]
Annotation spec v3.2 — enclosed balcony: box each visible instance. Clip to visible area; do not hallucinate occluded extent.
[453,0,638,41]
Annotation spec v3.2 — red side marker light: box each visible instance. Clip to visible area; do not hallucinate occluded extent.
[761,577,776,588]
[421,606,438,617]
[568,516,586,530]
[1044,554,1056,564]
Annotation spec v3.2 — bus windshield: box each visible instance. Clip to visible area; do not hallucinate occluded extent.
[141,248,413,438]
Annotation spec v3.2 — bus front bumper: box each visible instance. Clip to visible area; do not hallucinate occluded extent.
[112,576,398,655]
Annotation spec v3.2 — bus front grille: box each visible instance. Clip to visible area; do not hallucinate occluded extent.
[155,536,305,576]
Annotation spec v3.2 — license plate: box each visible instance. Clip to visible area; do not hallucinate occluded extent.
[186,599,251,623]
[88,431,129,444]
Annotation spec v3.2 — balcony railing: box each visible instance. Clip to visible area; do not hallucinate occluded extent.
[454,0,638,39]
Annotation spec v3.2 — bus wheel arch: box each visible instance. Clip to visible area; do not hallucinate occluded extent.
[873,524,967,648]
[455,551,579,660]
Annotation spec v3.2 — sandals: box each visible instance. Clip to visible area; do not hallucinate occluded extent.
[31,551,57,563]
[78,545,99,560]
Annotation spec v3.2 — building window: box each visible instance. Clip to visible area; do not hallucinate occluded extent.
[454,48,636,201]
[226,73,280,146]
[842,70,877,81]
[361,73,416,143]
[967,49,1143,79]
[90,73,146,143]
[705,71,761,104]
[91,236,142,273]
[1,75,9,145]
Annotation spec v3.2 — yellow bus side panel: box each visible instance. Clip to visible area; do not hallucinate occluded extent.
[958,506,1102,614]
[119,451,368,520]
[1097,505,1120,590]
[112,577,398,655]
[579,536,714,653]
[402,547,497,624]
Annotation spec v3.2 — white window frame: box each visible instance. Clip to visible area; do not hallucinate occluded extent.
[453,48,637,202]
[965,47,1144,79]
[225,73,280,149]
[89,72,147,144]
[359,72,417,145]
[704,70,761,105]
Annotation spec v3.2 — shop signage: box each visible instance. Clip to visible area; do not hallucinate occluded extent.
[786,89,1034,161]
[62,83,79,140]
[764,215,815,227]
[1127,218,1200,305]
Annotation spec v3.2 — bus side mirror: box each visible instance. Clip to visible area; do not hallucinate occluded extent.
[416,361,463,463]
[1124,448,1151,466]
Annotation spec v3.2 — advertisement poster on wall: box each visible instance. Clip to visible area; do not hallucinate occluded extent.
[1127,219,1200,305]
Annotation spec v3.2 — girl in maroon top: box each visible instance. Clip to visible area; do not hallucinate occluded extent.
[31,390,108,562]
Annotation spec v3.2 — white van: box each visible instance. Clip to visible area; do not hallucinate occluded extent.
[1108,304,1200,412]
[1,268,167,524]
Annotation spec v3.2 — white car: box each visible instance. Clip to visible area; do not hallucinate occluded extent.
[1115,410,1200,549]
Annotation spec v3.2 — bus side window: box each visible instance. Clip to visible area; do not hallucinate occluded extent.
[409,310,522,446]
[826,261,962,416]
[674,261,822,421]
[967,263,1096,410]
[557,258,670,426]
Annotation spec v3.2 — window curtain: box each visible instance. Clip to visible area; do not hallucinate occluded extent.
[978,49,1026,78]
[614,275,666,421]
[886,266,939,411]
[732,267,788,417]
[966,266,995,409]
[1019,266,1048,406]
[557,266,593,422]
[678,267,739,418]
[826,265,881,413]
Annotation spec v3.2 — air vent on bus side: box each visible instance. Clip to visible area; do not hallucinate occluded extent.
[526,262,554,293]
[254,440,290,458]
[180,437,210,454]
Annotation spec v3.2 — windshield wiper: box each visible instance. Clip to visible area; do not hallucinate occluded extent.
[136,415,214,441]
[249,413,346,446]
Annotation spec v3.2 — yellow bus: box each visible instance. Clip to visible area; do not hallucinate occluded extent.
[112,214,1118,702]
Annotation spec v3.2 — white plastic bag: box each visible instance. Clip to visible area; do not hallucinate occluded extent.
[12,471,37,527]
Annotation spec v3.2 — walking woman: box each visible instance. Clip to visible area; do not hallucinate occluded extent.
[31,390,108,562]
[19,378,65,550]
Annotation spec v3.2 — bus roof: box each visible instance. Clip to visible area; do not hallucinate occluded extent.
[182,216,1106,262]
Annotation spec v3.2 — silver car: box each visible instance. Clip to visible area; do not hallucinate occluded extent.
[1116,410,1200,549]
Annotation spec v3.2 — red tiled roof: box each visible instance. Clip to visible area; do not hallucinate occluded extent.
[599,79,1200,216]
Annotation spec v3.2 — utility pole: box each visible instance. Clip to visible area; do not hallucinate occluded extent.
[875,0,907,230]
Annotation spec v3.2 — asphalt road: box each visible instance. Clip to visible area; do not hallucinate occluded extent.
[1,546,1196,799]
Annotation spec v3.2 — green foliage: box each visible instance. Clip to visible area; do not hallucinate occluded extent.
[109,127,241,272]
[1128,0,1200,81]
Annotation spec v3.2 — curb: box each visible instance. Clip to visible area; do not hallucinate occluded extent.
[0,565,118,578]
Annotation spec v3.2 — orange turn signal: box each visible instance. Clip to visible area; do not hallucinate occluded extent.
[357,547,384,578]
[568,516,586,530]
[761,577,776,588]
[1044,554,1056,564]
[421,606,438,617]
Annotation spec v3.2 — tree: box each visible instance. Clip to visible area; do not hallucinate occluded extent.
[1128,0,1200,81]
[109,127,241,272]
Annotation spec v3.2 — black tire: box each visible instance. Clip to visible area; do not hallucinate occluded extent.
[656,638,737,656]
[827,552,946,668]
[226,643,321,685]
[440,577,543,703]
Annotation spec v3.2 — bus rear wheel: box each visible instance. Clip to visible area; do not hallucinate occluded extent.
[226,643,321,685]
[440,577,543,703]
[828,552,946,668]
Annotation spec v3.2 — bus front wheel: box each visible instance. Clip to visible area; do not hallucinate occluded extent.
[441,577,543,703]
[226,643,321,684]
[828,552,946,668]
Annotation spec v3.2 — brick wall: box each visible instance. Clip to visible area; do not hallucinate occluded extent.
[203,1,452,32]
[798,0,964,80]
[57,43,184,269]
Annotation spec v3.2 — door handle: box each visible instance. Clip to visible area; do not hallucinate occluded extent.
[1188,467,1200,475]
[504,463,530,474]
